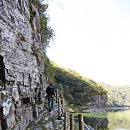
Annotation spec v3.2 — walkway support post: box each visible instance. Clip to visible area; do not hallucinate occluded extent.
[0,106,3,130]
[78,113,84,130]
[58,98,61,120]
[70,113,74,130]
[60,99,64,117]
[64,112,67,130]
[61,99,64,106]
[56,89,58,103]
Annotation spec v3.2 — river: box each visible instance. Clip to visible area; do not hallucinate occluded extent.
[83,109,130,130]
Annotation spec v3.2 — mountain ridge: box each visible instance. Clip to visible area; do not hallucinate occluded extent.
[98,82,130,107]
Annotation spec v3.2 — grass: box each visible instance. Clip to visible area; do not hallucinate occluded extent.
[83,112,108,118]
[83,109,130,121]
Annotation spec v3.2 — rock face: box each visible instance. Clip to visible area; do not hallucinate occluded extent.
[0,0,47,129]
[87,94,108,108]
[81,94,108,110]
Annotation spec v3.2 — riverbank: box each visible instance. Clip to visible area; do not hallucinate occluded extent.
[82,106,130,112]
[82,109,130,130]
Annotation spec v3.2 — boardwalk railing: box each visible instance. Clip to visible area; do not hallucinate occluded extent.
[63,112,92,130]
[57,90,65,120]
[78,113,91,130]
[56,90,93,130]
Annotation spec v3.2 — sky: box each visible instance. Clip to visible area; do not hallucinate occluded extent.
[46,0,130,86]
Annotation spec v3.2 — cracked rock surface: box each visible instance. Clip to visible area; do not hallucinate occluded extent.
[0,0,48,129]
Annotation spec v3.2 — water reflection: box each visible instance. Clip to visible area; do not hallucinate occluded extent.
[84,117,108,130]
[84,110,130,130]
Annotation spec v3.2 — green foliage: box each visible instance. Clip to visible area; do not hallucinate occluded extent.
[34,0,41,6]
[40,16,54,50]
[29,0,54,51]
[43,54,55,84]
[48,61,107,107]
[56,83,64,91]
[36,1,54,51]
[102,84,130,107]
[43,56,107,108]
[69,104,75,109]
[74,108,79,113]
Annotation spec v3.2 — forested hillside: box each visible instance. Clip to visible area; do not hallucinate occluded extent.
[44,56,130,110]
[44,58,108,110]
[99,83,130,107]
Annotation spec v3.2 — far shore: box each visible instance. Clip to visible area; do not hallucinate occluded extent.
[82,106,130,112]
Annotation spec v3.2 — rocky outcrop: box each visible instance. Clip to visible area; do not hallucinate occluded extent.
[86,94,108,108]
[0,0,47,129]
[80,93,108,111]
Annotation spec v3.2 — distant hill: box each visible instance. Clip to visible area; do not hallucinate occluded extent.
[99,82,130,107]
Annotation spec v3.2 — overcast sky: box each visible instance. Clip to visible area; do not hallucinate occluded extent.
[46,0,130,86]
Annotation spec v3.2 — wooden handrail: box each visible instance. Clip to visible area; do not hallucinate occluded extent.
[56,90,91,130]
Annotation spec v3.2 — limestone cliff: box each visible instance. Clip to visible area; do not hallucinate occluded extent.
[0,0,48,129]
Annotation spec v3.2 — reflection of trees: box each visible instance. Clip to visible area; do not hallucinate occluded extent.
[84,117,108,130]
[107,110,130,129]
[109,118,130,129]
[83,110,130,129]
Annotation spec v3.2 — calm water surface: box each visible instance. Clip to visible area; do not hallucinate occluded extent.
[84,109,130,130]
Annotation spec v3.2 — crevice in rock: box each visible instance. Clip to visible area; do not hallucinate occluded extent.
[10,15,15,24]
[0,106,7,130]
[0,55,5,87]
[21,97,31,105]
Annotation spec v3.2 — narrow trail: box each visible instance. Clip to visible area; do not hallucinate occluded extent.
[29,99,64,130]
[28,95,94,130]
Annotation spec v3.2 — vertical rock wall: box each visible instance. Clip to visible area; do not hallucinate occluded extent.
[0,0,47,129]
